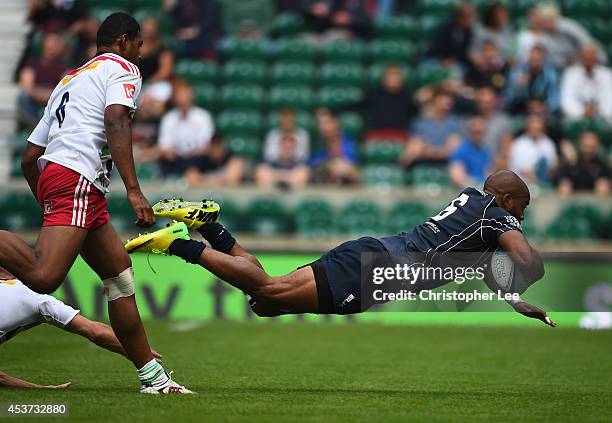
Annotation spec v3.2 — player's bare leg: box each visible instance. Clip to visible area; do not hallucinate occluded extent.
[0,226,88,294]
[79,222,153,368]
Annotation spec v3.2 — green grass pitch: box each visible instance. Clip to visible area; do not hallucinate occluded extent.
[1,321,611,422]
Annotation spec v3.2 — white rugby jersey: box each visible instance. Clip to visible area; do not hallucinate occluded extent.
[0,279,79,346]
[28,52,142,194]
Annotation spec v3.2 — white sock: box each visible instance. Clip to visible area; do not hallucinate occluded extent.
[137,358,170,387]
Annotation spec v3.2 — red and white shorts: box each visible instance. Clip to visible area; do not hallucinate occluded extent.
[36,163,110,230]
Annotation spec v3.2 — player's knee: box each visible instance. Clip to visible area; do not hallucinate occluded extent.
[102,268,135,302]
[29,269,65,294]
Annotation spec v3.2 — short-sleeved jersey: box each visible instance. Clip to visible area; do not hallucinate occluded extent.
[0,279,79,346]
[379,187,522,255]
[28,53,142,194]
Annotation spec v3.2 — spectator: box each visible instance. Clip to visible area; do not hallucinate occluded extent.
[301,0,375,42]
[504,45,559,115]
[474,86,513,168]
[361,64,416,140]
[27,0,87,33]
[509,114,558,185]
[515,7,551,65]
[402,88,465,167]
[256,135,311,190]
[157,81,215,177]
[132,82,173,164]
[557,132,610,198]
[139,16,175,82]
[219,0,275,38]
[560,45,612,124]
[465,40,510,93]
[18,32,67,128]
[536,3,606,68]
[70,16,98,65]
[470,1,513,59]
[310,111,359,185]
[164,0,221,58]
[425,2,475,68]
[263,109,310,163]
[185,133,245,187]
[449,116,492,187]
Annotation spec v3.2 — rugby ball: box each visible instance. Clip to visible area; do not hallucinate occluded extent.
[489,248,527,294]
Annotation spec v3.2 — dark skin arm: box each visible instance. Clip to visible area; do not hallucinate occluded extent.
[495,230,556,327]
[20,142,46,198]
[104,104,155,227]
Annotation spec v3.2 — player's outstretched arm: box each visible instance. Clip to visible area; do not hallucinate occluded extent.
[64,314,163,360]
[20,142,46,198]
[104,104,155,228]
[0,370,71,389]
[498,230,545,284]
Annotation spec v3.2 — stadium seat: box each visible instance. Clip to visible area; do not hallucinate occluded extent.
[420,15,442,38]
[512,0,540,17]
[374,15,420,40]
[222,60,267,84]
[218,84,265,109]
[545,217,594,241]
[220,38,268,61]
[339,112,364,139]
[338,200,384,235]
[363,165,404,188]
[362,142,404,164]
[192,83,217,110]
[386,201,430,234]
[107,196,137,232]
[270,61,316,85]
[317,86,363,109]
[580,18,611,43]
[318,63,365,87]
[90,8,130,24]
[273,39,317,61]
[418,0,460,15]
[295,199,336,237]
[216,198,241,230]
[562,0,608,18]
[0,191,41,231]
[87,0,127,8]
[558,204,604,238]
[409,166,450,188]
[369,40,416,64]
[321,40,366,63]
[267,110,315,133]
[226,135,261,160]
[133,8,174,34]
[270,13,306,37]
[417,64,452,87]
[135,163,159,181]
[217,110,263,135]
[268,85,314,110]
[244,198,290,234]
[175,60,219,83]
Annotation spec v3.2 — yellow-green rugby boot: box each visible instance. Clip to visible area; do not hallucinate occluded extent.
[152,199,220,228]
[124,221,190,255]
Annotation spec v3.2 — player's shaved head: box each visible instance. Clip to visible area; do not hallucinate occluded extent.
[97,13,140,48]
[483,170,530,221]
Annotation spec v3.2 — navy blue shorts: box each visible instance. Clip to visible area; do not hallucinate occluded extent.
[307,237,389,314]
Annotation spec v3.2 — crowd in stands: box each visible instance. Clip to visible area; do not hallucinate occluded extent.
[14,0,611,198]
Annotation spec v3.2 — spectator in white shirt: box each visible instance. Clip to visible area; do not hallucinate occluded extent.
[158,81,215,177]
[263,108,310,163]
[561,44,612,123]
[509,114,558,185]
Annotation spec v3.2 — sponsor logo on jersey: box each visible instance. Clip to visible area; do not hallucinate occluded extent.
[123,83,136,99]
[61,60,102,85]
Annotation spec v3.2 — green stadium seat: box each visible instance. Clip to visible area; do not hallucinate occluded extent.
[220,38,268,61]
[192,83,217,110]
[0,191,40,231]
[217,110,263,135]
[222,60,267,84]
[417,64,452,87]
[386,201,429,234]
[135,163,159,181]
[268,85,314,110]
[362,142,404,164]
[175,60,218,83]
[132,8,174,34]
[226,135,261,160]
[512,0,540,17]
[339,112,364,139]
[563,0,608,18]
[409,166,450,188]
[295,199,336,237]
[370,40,416,64]
[90,7,130,24]
[87,0,127,8]
[363,165,404,188]
[558,204,604,238]
[420,15,442,38]
[273,39,317,61]
[545,217,594,241]
[318,63,365,87]
[338,200,383,235]
[561,119,612,142]
[216,198,241,230]
[218,84,265,109]
[133,0,162,8]
[267,110,315,133]
[270,13,306,37]
[322,40,366,63]
[107,196,136,232]
[374,15,420,40]
[317,86,363,109]
[244,198,290,234]
[270,61,316,85]
[418,0,460,15]
[10,156,21,178]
